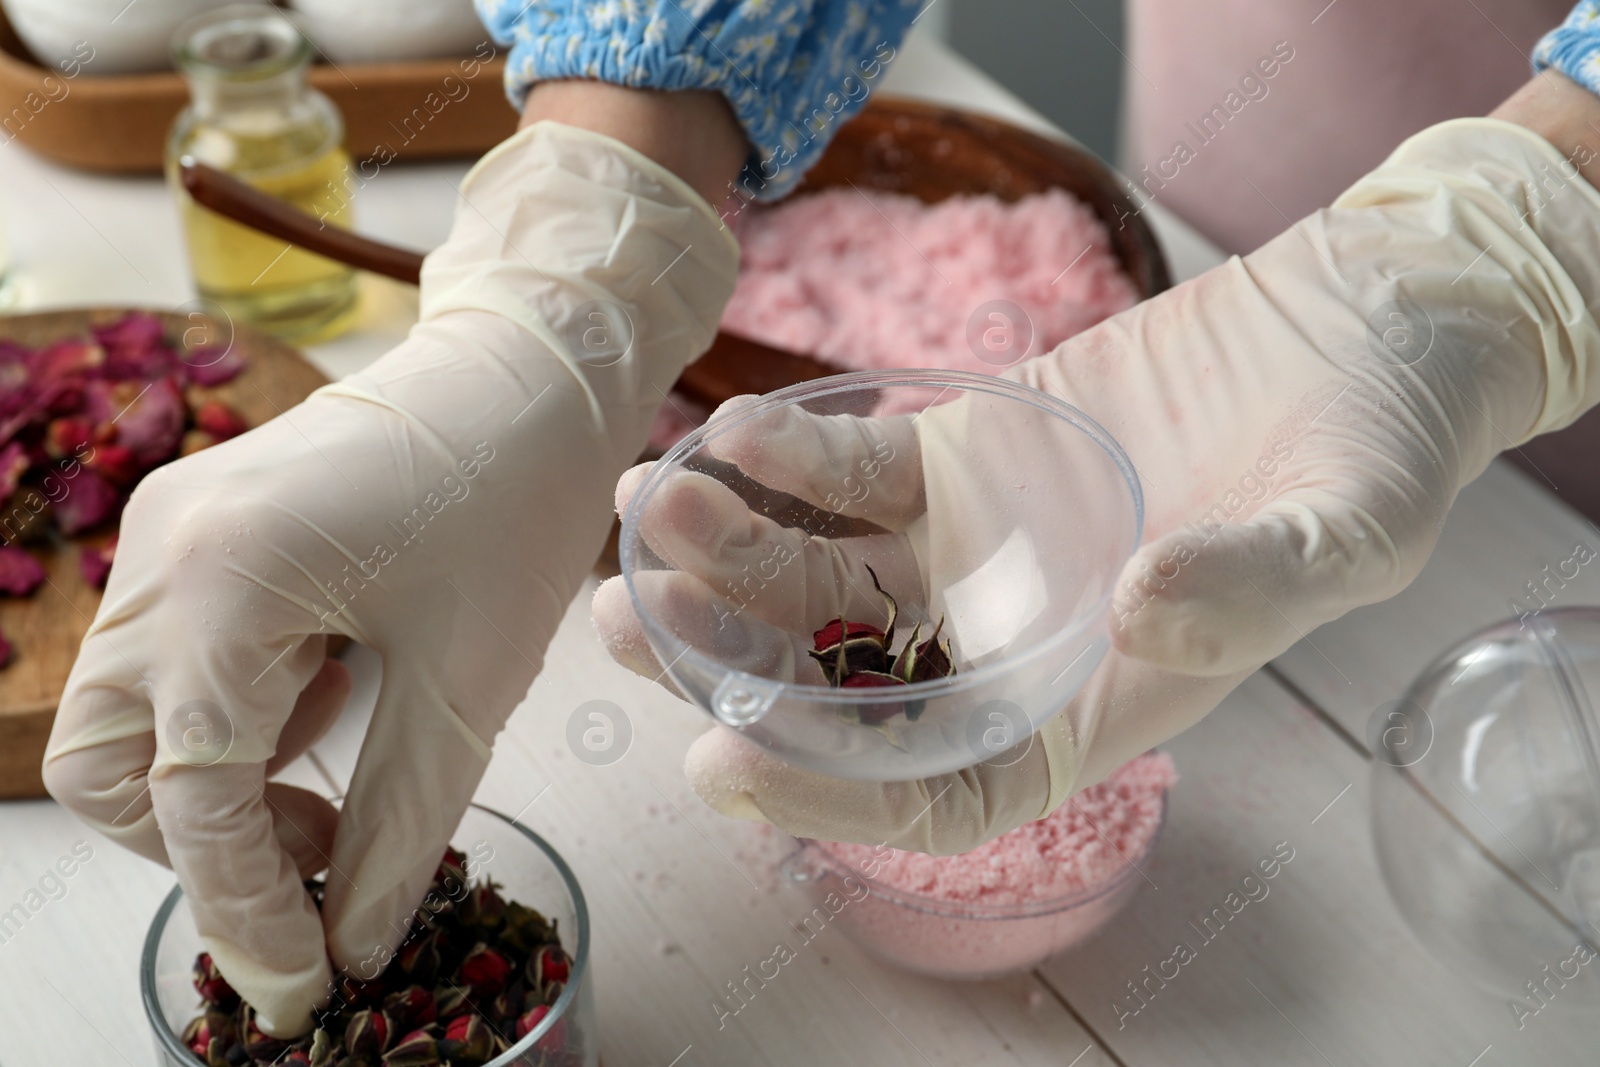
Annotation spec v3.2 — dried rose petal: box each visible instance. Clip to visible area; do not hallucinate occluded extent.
[0,628,13,668]
[0,441,28,501]
[51,468,121,535]
[84,377,185,467]
[27,338,103,385]
[78,535,117,589]
[180,343,247,387]
[459,944,511,1000]
[43,416,94,461]
[0,547,44,597]
[193,399,249,441]
[86,443,140,486]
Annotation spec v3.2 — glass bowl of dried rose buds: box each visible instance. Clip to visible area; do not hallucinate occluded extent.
[140,804,595,1067]
[620,369,1143,780]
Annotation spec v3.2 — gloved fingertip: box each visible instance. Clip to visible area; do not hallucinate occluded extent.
[591,577,655,668]
[615,462,655,518]
[684,728,776,824]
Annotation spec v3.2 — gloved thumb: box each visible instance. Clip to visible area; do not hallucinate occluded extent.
[1110,480,1414,676]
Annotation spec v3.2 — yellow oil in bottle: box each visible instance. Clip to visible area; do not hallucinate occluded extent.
[168,8,360,342]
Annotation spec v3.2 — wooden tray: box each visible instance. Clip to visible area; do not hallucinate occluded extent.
[0,308,330,799]
[0,10,519,173]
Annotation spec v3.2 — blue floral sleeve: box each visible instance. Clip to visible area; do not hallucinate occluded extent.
[1534,2,1600,94]
[473,0,923,202]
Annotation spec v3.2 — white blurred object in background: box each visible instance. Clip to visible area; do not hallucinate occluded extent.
[0,0,245,74]
[289,0,488,63]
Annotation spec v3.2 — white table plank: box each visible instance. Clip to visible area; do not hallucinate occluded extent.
[311,582,1120,1067]
[1270,459,1600,745]
[1040,671,1600,1066]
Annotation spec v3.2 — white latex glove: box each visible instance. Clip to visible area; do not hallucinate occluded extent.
[43,122,737,1035]
[594,117,1600,853]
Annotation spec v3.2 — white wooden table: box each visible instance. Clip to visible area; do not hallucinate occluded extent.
[3,29,1598,1067]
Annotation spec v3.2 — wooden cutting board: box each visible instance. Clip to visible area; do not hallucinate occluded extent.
[0,308,331,800]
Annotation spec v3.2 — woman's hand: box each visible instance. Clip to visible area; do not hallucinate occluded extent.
[594,77,1600,855]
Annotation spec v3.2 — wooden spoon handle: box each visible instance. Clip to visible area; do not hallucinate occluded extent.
[180,162,427,284]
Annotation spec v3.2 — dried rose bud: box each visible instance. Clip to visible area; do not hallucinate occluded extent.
[181,1013,213,1059]
[383,985,437,1031]
[531,944,569,987]
[396,929,442,984]
[809,564,901,684]
[437,846,467,880]
[514,1003,549,1041]
[838,670,910,724]
[432,983,469,1021]
[490,979,524,1022]
[279,1049,312,1067]
[459,882,505,931]
[459,944,511,1000]
[193,399,249,441]
[891,617,955,685]
[241,1010,288,1062]
[440,1014,495,1064]
[382,1027,442,1067]
[336,973,383,1011]
[307,1028,336,1067]
[809,618,891,682]
[344,1008,392,1059]
[192,952,239,1010]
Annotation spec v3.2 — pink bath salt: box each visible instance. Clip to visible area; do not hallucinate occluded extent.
[822,750,1176,907]
[795,752,1176,978]
[722,186,1138,375]
[649,187,1137,452]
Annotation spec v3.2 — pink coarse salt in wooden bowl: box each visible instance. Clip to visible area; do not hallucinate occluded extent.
[781,751,1174,979]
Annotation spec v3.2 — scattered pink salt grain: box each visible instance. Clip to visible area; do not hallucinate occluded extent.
[790,752,1176,979]
[650,187,1138,451]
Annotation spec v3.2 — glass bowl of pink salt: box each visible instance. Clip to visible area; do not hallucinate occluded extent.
[782,751,1175,979]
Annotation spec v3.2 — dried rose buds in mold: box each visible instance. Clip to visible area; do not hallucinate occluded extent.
[810,564,956,726]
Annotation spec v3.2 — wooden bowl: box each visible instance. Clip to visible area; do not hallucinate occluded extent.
[0,7,518,173]
[0,308,336,800]
[672,95,1171,403]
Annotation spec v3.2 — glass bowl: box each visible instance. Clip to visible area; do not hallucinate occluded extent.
[1370,607,1600,1002]
[620,369,1143,781]
[141,804,596,1066]
[780,791,1167,979]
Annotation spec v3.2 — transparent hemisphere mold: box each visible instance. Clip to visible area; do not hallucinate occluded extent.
[1370,607,1600,1007]
[620,369,1143,781]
